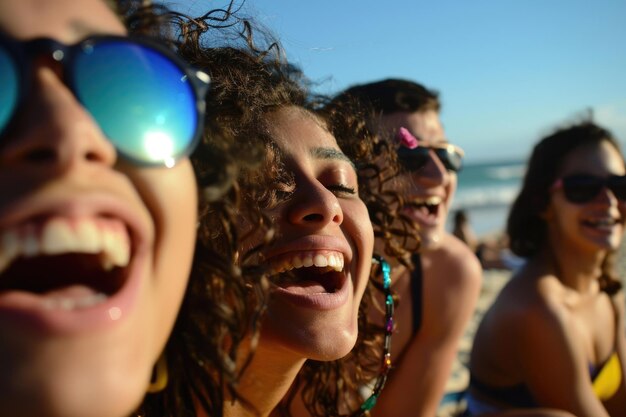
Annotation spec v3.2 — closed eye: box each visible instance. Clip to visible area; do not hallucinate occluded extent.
[327,184,357,196]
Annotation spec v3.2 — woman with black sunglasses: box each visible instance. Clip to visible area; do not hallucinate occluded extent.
[468,122,626,417]
[330,78,483,417]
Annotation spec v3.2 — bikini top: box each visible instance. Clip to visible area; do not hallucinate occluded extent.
[469,351,622,407]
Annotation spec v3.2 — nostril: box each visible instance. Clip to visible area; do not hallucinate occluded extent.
[303,213,324,222]
[85,151,102,162]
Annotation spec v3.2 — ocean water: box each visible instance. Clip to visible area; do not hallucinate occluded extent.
[447,159,526,237]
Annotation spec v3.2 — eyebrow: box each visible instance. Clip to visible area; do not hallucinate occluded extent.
[311,147,356,170]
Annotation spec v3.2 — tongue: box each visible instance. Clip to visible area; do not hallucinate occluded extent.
[280,280,327,295]
[44,285,101,299]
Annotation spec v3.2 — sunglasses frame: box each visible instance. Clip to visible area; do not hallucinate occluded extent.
[550,174,626,204]
[0,32,210,167]
[397,142,465,172]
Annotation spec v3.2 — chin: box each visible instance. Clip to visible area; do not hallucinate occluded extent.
[262,304,359,362]
[0,364,147,417]
[419,229,444,250]
[0,307,158,417]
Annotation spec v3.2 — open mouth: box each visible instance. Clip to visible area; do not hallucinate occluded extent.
[269,251,346,295]
[405,196,442,218]
[581,216,620,231]
[0,217,132,311]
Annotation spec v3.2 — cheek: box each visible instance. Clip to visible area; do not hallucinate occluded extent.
[445,172,458,196]
[125,161,198,341]
[344,201,374,293]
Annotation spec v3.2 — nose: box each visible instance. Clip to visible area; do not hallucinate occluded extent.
[0,61,116,173]
[595,185,619,206]
[286,178,344,227]
[414,149,448,185]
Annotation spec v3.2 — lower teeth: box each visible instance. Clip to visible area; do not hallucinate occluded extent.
[43,293,107,310]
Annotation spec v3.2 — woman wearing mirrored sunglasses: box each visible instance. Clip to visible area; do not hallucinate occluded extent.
[468,122,626,417]
[0,1,245,417]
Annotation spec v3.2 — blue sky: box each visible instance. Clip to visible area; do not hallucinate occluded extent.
[175,0,626,163]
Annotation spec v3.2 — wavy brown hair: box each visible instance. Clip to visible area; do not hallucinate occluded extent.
[507,121,623,295]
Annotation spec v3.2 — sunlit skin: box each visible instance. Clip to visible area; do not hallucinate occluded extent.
[0,1,197,417]
[470,139,626,417]
[221,106,374,417]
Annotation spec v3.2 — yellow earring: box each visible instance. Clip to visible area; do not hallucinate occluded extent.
[147,354,168,393]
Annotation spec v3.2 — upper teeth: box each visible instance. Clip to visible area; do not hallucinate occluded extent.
[269,252,344,274]
[0,217,130,274]
[411,196,442,206]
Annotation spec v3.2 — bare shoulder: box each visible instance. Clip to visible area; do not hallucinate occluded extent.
[420,234,482,329]
[424,233,482,291]
[490,271,568,332]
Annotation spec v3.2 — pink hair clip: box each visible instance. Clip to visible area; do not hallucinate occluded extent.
[397,127,419,149]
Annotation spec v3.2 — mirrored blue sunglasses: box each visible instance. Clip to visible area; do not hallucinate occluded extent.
[0,33,210,167]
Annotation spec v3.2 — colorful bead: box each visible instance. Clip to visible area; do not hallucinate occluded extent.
[361,394,378,411]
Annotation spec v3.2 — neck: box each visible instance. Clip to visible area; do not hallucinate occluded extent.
[222,338,306,417]
[541,243,607,294]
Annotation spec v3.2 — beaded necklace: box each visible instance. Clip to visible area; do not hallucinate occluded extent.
[357,255,394,415]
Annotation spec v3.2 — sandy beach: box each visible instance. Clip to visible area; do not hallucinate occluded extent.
[436,241,626,417]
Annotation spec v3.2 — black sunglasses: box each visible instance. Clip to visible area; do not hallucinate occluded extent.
[551,174,626,204]
[0,33,210,167]
[397,143,464,172]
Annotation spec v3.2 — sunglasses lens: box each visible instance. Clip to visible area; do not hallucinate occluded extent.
[562,176,602,203]
[73,39,199,165]
[0,44,19,135]
[397,147,429,171]
[609,176,626,201]
[437,148,463,172]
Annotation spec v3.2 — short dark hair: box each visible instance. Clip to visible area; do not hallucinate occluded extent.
[337,78,440,115]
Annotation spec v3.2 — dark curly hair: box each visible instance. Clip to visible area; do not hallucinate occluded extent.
[507,121,624,295]
[118,2,276,417]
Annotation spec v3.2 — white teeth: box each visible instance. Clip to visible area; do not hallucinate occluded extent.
[22,232,40,257]
[412,196,442,206]
[42,293,108,311]
[0,218,131,275]
[314,254,328,267]
[41,219,79,254]
[270,252,345,274]
[100,229,130,272]
[0,231,19,272]
[75,220,101,253]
